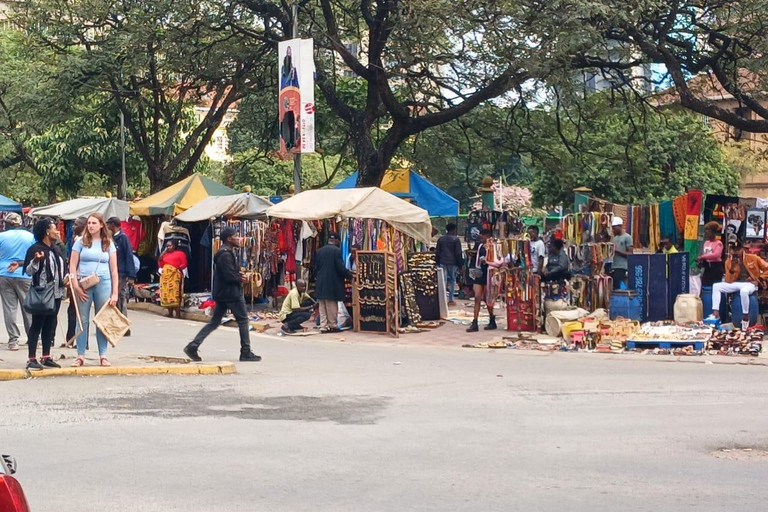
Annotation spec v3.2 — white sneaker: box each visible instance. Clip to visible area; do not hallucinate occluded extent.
[741,320,750,331]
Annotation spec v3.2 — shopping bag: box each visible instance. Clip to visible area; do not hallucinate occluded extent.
[93,303,131,348]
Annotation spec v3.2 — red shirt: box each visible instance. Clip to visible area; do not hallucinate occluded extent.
[158,250,188,270]
[121,219,145,252]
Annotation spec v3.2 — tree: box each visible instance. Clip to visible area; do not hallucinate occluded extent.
[237,0,554,187]
[556,0,768,132]
[14,0,273,192]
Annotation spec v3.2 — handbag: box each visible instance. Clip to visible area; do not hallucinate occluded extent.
[23,262,56,315]
[79,254,103,291]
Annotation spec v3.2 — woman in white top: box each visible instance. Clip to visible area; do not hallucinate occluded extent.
[69,213,119,367]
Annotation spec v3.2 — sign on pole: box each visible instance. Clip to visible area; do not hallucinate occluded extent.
[278,38,315,158]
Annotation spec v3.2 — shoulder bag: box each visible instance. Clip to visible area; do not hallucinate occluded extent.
[23,256,56,315]
[79,253,103,291]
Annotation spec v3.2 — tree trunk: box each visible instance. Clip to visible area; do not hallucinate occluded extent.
[353,122,404,187]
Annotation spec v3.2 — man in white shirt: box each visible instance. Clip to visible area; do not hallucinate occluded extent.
[527,225,546,274]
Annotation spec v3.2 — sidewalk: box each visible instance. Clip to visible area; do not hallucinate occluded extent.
[0,341,235,381]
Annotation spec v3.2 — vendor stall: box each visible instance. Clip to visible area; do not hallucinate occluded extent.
[0,194,22,214]
[267,187,433,333]
[174,192,272,222]
[130,173,238,217]
[30,197,129,220]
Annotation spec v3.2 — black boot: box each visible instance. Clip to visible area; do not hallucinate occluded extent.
[184,343,202,362]
[240,351,262,362]
[485,315,497,330]
[466,320,479,333]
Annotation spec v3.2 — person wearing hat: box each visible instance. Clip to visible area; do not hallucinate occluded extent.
[183,227,261,362]
[708,239,768,331]
[314,232,353,333]
[0,212,34,351]
[610,217,633,290]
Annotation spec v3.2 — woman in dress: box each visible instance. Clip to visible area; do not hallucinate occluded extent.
[22,218,66,370]
[158,239,188,318]
[69,213,119,367]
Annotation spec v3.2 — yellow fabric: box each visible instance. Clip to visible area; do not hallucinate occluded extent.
[279,288,312,321]
[174,175,210,214]
[684,215,699,240]
[380,168,410,194]
[130,174,237,216]
[663,246,678,254]
[159,266,184,308]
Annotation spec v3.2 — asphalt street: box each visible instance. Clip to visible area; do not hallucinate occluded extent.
[2,311,768,511]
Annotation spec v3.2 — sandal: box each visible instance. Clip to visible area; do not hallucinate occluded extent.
[71,357,85,367]
[100,357,111,367]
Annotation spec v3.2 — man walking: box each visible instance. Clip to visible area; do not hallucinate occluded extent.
[611,217,633,289]
[0,213,34,351]
[280,279,314,333]
[314,233,353,333]
[435,223,463,306]
[107,217,136,335]
[184,228,260,362]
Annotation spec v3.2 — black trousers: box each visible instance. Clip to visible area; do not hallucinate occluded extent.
[612,268,627,290]
[28,299,62,359]
[283,310,312,332]
[191,297,251,354]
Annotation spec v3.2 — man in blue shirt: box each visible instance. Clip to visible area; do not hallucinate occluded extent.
[0,213,35,351]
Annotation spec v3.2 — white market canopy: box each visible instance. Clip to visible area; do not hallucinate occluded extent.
[266,187,433,245]
[174,193,273,222]
[30,197,130,221]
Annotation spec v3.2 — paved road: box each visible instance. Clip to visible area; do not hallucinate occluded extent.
[2,311,768,511]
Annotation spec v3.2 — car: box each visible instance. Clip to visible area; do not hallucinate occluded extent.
[0,454,31,511]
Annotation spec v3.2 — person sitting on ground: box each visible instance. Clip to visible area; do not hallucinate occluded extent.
[541,239,571,282]
[280,279,315,333]
[707,239,768,331]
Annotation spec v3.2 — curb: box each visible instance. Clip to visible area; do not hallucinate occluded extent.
[0,362,237,381]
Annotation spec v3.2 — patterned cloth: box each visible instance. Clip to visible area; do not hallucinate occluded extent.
[159,265,184,308]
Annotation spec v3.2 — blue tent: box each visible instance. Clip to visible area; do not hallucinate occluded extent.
[335,169,460,217]
[0,194,22,213]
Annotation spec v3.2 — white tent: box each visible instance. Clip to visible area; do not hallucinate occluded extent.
[30,197,130,221]
[174,193,272,222]
[266,187,433,245]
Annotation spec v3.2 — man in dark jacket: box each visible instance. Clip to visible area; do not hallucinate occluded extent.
[542,239,571,282]
[435,223,463,306]
[183,227,261,362]
[107,217,137,335]
[314,233,353,333]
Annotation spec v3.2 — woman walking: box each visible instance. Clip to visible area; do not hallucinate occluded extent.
[69,213,119,367]
[22,218,66,370]
[158,239,188,318]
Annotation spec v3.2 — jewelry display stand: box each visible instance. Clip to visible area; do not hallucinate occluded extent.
[354,250,399,337]
[407,252,440,321]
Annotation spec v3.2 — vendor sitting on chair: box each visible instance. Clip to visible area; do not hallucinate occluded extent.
[541,239,571,282]
[280,279,315,334]
[708,239,768,331]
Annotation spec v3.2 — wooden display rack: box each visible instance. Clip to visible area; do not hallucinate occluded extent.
[353,250,399,338]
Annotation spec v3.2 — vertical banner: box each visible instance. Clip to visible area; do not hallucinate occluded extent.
[278,38,315,159]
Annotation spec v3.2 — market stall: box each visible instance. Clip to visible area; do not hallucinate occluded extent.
[0,194,22,214]
[334,168,460,218]
[30,197,129,220]
[266,187,433,335]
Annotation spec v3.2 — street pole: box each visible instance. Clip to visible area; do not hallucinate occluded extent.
[292,1,302,195]
[120,110,127,200]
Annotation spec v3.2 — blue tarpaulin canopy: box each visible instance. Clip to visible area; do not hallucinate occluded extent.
[335,169,460,218]
[0,194,22,213]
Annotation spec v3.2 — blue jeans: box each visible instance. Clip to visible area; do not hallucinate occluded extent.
[76,278,112,356]
[440,264,458,302]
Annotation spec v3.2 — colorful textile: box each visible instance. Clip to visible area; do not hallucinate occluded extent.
[673,195,687,233]
[687,189,703,216]
[684,215,699,241]
[659,200,677,244]
[160,265,184,308]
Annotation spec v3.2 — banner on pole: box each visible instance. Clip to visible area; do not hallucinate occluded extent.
[278,38,315,158]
